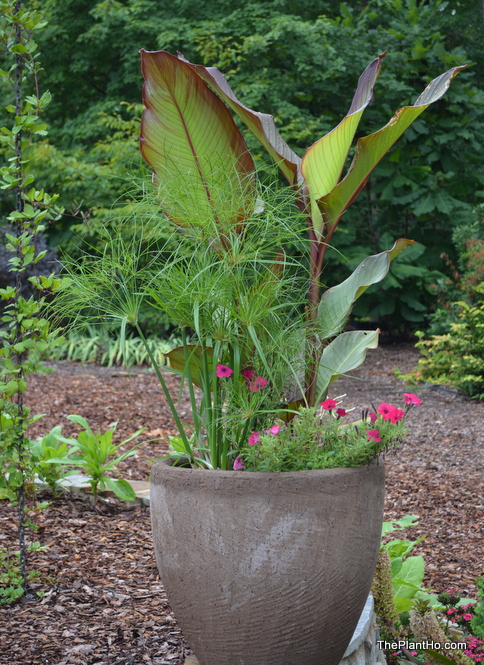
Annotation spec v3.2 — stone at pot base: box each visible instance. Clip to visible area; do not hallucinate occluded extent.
[182,595,387,665]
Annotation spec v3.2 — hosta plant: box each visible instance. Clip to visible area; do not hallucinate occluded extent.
[56,49,463,470]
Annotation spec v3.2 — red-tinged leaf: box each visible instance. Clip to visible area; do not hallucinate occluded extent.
[318,66,466,230]
[301,54,385,237]
[140,50,256,231]
[178,52,302,187]
[278,399,304,423]
[164,345,213,389]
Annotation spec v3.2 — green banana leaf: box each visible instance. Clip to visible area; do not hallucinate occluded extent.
[140,50,256,230]
[301,53,384,237]
[318,238,415,339]
[317,66,466,229]
[316,329,379,402]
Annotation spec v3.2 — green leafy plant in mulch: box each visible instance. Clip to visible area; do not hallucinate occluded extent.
[47,324,178,368]
[372,515,483,665]
[400,212,484,400]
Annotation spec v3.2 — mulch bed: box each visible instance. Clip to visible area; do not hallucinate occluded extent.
[1,344,483,664]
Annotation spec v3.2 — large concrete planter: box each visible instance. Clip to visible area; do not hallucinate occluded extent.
[150,459,385,665]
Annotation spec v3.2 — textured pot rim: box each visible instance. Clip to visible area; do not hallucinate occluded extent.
[151,456,384,482]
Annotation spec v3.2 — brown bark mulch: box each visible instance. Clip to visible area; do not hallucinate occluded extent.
[0,344,483,665]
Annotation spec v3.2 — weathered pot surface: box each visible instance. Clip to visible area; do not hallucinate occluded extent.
[150,459,385,665]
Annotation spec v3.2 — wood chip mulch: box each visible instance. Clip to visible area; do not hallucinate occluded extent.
[1,344,483,664]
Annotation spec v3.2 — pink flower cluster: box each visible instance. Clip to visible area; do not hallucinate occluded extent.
[215,365,269,392]
[365,393,421,446]
[248,425,280,447]
[242,368,269,392]
[465,636,484,662]
[377,402,405,423]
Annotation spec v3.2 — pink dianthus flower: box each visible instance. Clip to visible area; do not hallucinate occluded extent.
[248,432,260,446]
[403,392,422,406]
[366,429,381,443]
[265,425,280,436]
[216,364,233,378]
[388,407,405,423]
[233,456,245,470]
[321,398,338,411]
[248,376,268,392]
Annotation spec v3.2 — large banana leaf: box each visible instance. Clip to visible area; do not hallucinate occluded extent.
[301,54,384,237]
[316,330,379,403]
[317,66,466,229]
[140,50,256,229]
[178,52,302,187]
[318,238,415,339]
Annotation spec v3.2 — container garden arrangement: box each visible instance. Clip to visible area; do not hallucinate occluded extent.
[55,50,462,665]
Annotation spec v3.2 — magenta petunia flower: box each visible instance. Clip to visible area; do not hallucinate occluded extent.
[336,408,348,419]
[369,412,378,423]
[366,429,381,443]
[388,407,405,423]
[403,392,422,406]
[242,369,255,380]
[216,364,233,378]
[265,425,280,436]
[321,398,338,411]
[377,402,396,421]
[248,432,260,446]
[233,456,245,470]
[248,376,268,392]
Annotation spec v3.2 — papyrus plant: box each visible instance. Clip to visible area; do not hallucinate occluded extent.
[139,50,463,409]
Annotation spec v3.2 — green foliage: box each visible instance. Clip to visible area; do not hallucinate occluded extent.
[0,0,65,597]
[411,293,484,399]
[47,325,178,369]
[403,206,484,399]
[28,426,79,496]
[13,0,483,330]
[470,574,484,640]
[0,542,45,605]
[51,415,144,502]
[241,403,406,472]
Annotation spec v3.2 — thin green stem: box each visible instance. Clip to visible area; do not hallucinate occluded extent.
[181,329,201,444]
[200,338,215,466]
[136,324,192,456]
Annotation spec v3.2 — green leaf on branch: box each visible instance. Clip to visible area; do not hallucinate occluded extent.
[301,53,385,237]
[165,344,213,389]
[178,52,302,187]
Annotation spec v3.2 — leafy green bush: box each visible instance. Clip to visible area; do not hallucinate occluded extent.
[50,415,145,502]
[413,295,484,399]
[471,574,484,640]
